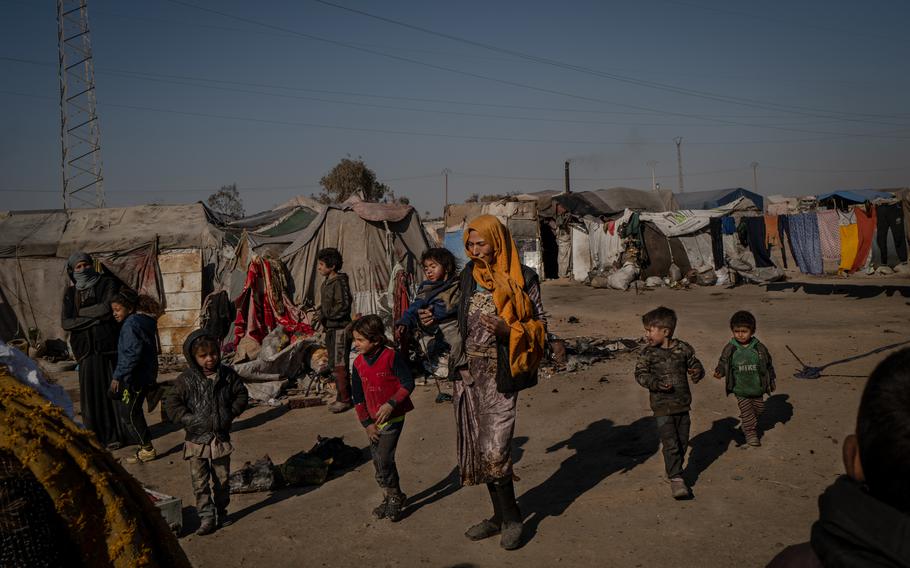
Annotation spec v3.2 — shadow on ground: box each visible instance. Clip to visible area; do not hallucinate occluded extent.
[686,393,794,488]
[766,282,910,299]
[519,418,658,545]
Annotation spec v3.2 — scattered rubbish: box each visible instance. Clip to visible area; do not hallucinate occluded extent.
[308,436,364,472]
[279,452,330,486]
[288,397,327,409]
[567,316,580,324]
[787,340,910,379]
[230,456,278,494]
[435,392,453,403]
[545,335,640,373]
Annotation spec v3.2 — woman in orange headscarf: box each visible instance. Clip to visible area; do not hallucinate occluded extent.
[447,215,546,550]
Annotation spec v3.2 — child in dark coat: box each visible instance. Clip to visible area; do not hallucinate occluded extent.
[110,290,161,464]
[713,310,776,447]
[164,329,249,536]
[317,247,354,413]
[351,315,414,522]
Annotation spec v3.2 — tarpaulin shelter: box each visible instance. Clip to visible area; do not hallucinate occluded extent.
[0,203,227,354]
[444,198,543,277]
[674,188,763,212]
[281,201,429,319]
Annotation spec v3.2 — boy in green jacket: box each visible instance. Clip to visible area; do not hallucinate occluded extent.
[713,310,776,447]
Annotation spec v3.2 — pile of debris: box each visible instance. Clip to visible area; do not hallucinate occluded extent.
[547,335,641,374]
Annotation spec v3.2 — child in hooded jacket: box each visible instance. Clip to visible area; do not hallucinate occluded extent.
[164,329,248,536]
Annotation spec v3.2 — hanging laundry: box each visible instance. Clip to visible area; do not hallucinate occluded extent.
[721,216,736,235]
[764,215,781,248]
[744,217,775,268]
[776,215,789,269]
[788,214,824,275]
[875,203,908,264]
[607,219,616,236]
[815,209,841,262]
[851,206,877,273]
[838,224,859,274]
[708,217,725,269]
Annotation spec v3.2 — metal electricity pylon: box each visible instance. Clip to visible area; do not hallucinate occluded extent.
[58,0,105,209]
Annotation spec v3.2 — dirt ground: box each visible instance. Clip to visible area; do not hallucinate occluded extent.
[61,279,910,567]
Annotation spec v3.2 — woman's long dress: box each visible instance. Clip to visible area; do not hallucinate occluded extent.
[62,276,128,446]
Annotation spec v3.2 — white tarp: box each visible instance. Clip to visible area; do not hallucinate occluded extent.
[571,226,591,281]
[582,210,633,272]
[639,197,749,237]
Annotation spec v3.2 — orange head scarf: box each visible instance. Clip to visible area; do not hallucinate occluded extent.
[463,215,546,377]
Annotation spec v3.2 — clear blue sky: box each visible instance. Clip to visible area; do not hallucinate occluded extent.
[2,0,909,216]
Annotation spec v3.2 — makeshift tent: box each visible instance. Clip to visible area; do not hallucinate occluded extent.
[444,198,543,276]
[674,188,763,212]
[0,203,227,353]
[281,201,429,319]
[531,187,677,218]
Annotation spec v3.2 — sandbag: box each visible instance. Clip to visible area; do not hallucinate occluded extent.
[644,276,663,288]
[607,263,640,291]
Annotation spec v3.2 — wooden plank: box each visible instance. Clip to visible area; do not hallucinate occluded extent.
[158,309,199,328]
[164,291,201,311]
[158,250,201,274]
[162,272,203,293]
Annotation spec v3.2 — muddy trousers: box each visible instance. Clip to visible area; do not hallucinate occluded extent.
[189,455,230,521]
[736,396,765,442]
[656,412,690,479]
[326,328,352,403]
[371,420,403,489]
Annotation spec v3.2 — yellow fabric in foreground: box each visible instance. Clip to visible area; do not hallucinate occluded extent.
[463,215,546,378]
[0,369,192,568]
[839,224,859,272]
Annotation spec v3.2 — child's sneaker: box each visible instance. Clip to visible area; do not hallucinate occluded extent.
[670,477,690,499]
[385,493,406,522]
[217,509,232,528]
[125,446,157,464]
[372,495,389,519]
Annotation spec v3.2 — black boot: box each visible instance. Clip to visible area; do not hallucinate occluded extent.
[464,482,502,541]
[496,477,523,550]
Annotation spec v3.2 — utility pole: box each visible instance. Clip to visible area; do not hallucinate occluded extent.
[647,160,658,192]
[673,137,684,193]
[58,0,105,209]
[751,161,759,194]
[442,168,451,215]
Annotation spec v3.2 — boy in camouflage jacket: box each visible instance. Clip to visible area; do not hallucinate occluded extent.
[635,306,704,500]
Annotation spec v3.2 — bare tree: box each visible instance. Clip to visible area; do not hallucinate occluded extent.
[316,156,388,203]
[207,183,245,219]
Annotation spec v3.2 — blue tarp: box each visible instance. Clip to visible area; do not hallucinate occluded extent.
[444,230,469,267]
[674,188,763,211]
[815,189,894,203]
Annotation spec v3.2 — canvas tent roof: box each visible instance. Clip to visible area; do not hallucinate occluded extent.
[815,189,894,204]
[0,203,224,259]
[674,188,763,212]
[531,187,676,218]
[281,203,429,316]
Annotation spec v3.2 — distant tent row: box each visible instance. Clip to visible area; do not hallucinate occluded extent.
[0,197,430,355]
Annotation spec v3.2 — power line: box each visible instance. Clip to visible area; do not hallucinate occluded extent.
[10,54,901,124]
[312,0,910,125]
[5,88,899,146]
[161,0,910,139]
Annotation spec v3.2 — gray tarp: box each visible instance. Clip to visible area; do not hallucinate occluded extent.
[531,188,677,218]
[281,204,429,316]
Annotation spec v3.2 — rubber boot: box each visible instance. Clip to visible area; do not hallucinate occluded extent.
[496,477,523,550]
[328,365,353,413]
[465,482,502,541]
